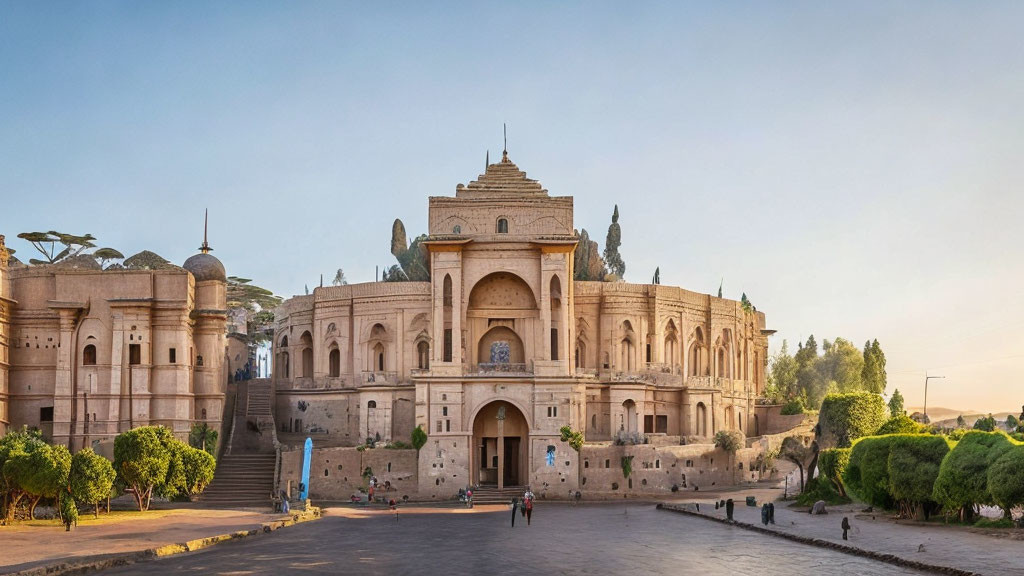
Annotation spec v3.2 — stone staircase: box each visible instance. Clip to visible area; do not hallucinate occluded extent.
[200,380,277,508]
[469,485,527,505]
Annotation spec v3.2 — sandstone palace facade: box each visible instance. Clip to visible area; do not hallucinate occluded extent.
[0,234,227,450]
[273,153,774,496]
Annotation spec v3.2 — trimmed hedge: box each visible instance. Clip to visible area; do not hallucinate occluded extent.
[887,434,950,518]
[932,431,1016,520]
[987,444,1024,517]
[817,448,851,496]
[819,393,887,448]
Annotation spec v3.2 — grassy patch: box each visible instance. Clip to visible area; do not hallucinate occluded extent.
[973,517,1014,529]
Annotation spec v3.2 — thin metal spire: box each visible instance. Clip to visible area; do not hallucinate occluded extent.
[503,123,507,157]
[199,209,212,253]
[486,149,489,169]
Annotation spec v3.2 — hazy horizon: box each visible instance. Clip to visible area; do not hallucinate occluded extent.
[2,2,1022,413]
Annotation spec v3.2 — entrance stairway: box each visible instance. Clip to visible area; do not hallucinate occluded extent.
[469,485,527,505]
[200,380,277,508]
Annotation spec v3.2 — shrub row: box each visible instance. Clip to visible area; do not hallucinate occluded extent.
[838,431,1023,521]
[1,425,215,523]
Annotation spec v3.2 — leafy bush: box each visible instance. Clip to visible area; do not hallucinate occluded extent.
[181,446,216,497]
[987,445,1024,518]
[621,455,634,478]
[384,441,412,450]
[796,476,851,506]
[972,414,997,432]
[59,490,78,528]
[973,517,1014,529]
[411,426,427,452]
[818,393,887,448]
[559,426,585,452]
[713,430,743,453]
[932,431,1016,520]
[188,423,218,456]
[817,448,851,496]
[114,426,172,511]
[875,414,925,436]
[887,434,950,518]
[844,435,896,509]
[70,448,116,518]
[780,398,804,415]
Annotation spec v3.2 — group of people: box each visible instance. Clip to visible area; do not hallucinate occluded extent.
[231,365,253,382]
[510,488,535,527]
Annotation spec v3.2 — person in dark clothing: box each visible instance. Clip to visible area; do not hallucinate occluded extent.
[841,516,851,540]
[510,497,519,527]
[725,499,735,521]
[761,503,769,526]
[768,502,775,524]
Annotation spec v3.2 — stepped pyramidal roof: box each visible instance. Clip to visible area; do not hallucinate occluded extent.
[456,151,548,198]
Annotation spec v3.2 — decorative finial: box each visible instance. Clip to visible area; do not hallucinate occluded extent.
[486,149,489,169]
[502,123,508,159]
[199,209,212,253]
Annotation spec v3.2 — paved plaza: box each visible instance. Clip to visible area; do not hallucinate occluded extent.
[102,504,927,575]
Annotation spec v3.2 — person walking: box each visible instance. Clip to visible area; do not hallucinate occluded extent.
[510,497,519,527]
[768,502,775,524]
[525,493,534,525]
[841,516,851,540]
[761,503,769,526]
[725,498,735,521]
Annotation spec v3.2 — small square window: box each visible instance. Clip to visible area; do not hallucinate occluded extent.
[169,348,177,364]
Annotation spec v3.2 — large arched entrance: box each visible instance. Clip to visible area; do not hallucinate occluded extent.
[472,400,529,488]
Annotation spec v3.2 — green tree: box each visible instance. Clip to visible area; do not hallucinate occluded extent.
[411,426,428,453]
[573,229,607,281]
[387,219,430,281]
[70,448,116,518]
[973,414,997,432]
[817,338,864,393]
[114,427,172,511]
[818,448,851,497]
[794,336,826,408]
[740,292,754,313]
[780,436,814,492]
[888,389,905,418]
[875,414,925,436]
[0,428,45,523]
[843,435,896,509]
[988,445,1024,518]
[21,443,72,519]
[887,435,951,519]
[765,341,799,404]
[1005,414,1019,432]
[17,231,96,265]
[603,205,625,279]
[181,446,216,497]
[932,431,1016,521]
[189,423,219,456]
[861,339,887,394]
[59,489,78,530]
[714,430,744,483]
[818,392,888,449]
[332,268,348,286]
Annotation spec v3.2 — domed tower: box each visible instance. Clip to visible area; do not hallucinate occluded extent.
[182,212,227,440]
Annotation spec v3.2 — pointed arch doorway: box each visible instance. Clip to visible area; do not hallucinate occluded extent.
[472,400,528,488]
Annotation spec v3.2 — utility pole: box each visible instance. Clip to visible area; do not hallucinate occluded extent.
[923,374,945,422]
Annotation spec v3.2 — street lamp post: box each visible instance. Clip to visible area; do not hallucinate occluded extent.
[923,374,945,422]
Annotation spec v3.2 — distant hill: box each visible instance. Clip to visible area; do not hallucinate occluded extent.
[906,407,1017,428]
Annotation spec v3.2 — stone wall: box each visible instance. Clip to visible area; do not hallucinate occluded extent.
[279,445,419,501]
[575,442,764,499]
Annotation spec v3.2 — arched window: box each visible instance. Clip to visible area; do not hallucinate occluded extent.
[368,400,377,409]
[550,275,561,361]
[696,402,708,436]
[83,344,97,366]
[417,341,430,369]
[281,336,288,348]
[329,347,340,377]
[496,218,508,233]
[373,342,385,371]
[443,274,453,362]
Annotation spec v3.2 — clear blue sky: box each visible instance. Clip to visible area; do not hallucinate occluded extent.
[3,2,1023,413]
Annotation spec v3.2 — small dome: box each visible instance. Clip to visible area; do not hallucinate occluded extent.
[183,253,226,283]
